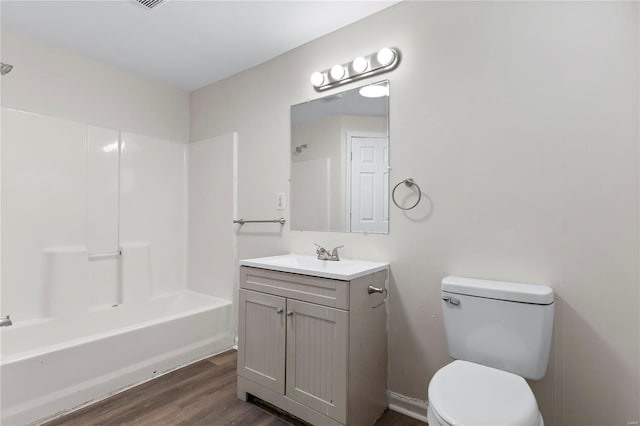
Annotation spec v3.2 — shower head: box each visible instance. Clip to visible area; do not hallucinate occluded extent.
[1,62,14,75]
[294,144,308,154]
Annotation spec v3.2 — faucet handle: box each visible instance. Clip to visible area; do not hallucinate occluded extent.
[314,243,329,259]
[330,245,344,261]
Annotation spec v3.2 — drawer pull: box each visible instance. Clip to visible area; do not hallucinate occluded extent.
[275,308,284,314]
[286,311,294,316]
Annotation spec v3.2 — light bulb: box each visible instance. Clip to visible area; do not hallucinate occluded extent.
[310,71,324,87]
[330,64,345,80]
[352,56,368,74]
[376,47,395,66]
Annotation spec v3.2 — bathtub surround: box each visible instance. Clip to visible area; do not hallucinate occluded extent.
[119,131,188,297]
[188,133,238,303]
[2,109,88,319]
[0,107,236,424]
[1,32,236,425]
[190,2,640,426]
[187,133,240,342]
[0,108,189,319]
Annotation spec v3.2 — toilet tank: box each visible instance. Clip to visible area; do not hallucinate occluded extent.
[441,276,554,380]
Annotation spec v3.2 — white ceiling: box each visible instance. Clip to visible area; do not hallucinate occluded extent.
[1,0,398,91]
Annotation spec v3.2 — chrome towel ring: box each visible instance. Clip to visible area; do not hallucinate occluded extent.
[391,178,422,210]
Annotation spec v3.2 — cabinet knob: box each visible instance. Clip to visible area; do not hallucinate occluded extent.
[368,285,388,309]
[275,308,284,314]
[286,311,294,316]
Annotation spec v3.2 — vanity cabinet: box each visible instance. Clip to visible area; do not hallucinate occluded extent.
[237,265,388,426]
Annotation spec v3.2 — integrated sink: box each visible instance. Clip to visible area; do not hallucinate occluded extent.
[240,254,388,280]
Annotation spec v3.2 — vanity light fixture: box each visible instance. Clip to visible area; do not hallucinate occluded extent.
[310,47,399,91]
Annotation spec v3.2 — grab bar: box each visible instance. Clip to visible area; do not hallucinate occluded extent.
[233,217,286,225]
[88,250,122,260]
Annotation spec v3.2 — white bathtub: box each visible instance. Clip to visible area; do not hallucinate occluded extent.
[0,290,233,426]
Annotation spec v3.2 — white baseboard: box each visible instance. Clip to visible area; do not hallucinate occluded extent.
[387,391,429,423]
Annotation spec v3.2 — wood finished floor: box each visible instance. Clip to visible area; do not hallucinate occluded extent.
[43,350,426,426]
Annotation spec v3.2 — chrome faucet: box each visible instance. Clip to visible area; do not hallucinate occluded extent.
[0,315,12,327]
[315,244,343,261]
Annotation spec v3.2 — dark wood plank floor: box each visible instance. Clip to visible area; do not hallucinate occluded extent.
[43,350,426,426]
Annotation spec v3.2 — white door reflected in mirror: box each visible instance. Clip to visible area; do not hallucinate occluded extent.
[348,134,389,233]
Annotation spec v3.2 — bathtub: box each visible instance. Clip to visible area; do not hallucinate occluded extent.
[0,290,233,426]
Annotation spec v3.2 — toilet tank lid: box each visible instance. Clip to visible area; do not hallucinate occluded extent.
[442,276,554,305]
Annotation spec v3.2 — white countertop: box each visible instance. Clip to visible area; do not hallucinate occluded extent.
[240,254,389,281]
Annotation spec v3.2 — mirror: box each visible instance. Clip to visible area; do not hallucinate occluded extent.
[290,81,389,234]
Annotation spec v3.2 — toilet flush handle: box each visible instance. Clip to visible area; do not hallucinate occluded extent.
[441,295,460,306]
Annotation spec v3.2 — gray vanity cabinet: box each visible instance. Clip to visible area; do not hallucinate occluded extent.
[237,266,388,426]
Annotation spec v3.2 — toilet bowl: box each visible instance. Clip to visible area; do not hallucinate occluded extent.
[428,276,554,426]
[426,360,543,426]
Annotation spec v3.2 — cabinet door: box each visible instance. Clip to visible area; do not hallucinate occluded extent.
[285,299,348,423]
[238,289,286,394]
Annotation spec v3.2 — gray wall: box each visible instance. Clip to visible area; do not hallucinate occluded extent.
[190,2,640,425]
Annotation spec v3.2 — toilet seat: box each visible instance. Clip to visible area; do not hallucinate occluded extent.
[428,360,542,426]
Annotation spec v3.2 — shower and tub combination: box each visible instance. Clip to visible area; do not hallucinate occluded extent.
[0,96,236,424]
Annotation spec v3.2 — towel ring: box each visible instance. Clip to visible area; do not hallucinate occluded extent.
[392,178,422,210]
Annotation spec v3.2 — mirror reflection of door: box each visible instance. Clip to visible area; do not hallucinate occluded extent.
[347,133,389,233]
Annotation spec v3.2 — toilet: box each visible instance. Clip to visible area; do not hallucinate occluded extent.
[427,276,554,426]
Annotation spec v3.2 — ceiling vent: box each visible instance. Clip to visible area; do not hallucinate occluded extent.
[134,0,166,10]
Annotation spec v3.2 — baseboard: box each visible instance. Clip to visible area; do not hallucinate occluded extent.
[387,391,429,423]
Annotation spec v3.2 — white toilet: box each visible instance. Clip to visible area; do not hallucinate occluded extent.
[427,276,554,426]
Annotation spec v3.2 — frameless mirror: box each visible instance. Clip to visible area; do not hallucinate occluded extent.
[290,81,389,234]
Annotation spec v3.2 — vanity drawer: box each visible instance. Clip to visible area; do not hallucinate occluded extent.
[240,266,349,310]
